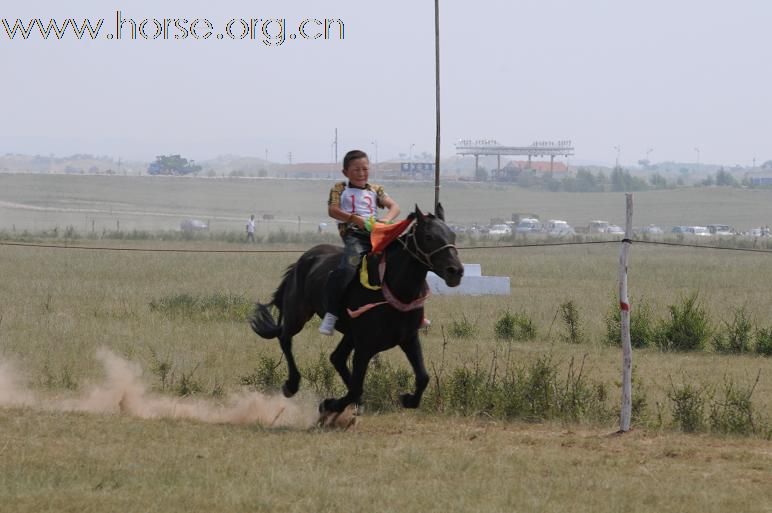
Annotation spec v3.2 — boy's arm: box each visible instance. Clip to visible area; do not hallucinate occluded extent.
[379,196,400,223]
[328,204,367,230]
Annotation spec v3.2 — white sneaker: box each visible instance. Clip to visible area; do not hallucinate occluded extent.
[319,313,338,336]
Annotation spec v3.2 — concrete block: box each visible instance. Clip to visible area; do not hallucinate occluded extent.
[427,262,510,295]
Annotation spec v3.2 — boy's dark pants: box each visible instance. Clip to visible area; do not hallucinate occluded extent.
[324,230,371,317]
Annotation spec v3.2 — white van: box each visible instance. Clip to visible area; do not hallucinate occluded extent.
[587,220,610,233]
[515,218,542,234]
[545,220,575,236]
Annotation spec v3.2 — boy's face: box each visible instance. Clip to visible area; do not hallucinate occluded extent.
[343,157,369,188]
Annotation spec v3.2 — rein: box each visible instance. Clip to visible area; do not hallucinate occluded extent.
[379,257,430,312]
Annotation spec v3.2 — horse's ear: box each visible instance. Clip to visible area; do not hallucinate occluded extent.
[435,202,445,221]
[414,205,424,221]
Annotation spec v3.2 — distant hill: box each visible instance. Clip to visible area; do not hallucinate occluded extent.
[0,153,144,175]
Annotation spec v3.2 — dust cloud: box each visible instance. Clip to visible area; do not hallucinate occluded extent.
[0,348,320,429]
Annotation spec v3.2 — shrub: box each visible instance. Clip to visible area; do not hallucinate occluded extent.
[755,327,772,356]
[708,377,758,435]
[175,366,203,396]
[148,347,173,391]
[448,314,477,339]
[522,356,558,420]
[494,311,536,341]
[605,297,654,348]
[654,293,711,351]
[712,306,754,354]
[239,355,284,391]
[302,352,342,398]
[559,301,583,344]
[362,361,412,412]
[40,361,78,390]
[668,382,706,432]
[557,356,611,422]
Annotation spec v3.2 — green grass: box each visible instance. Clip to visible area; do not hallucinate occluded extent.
[1,409,771,513]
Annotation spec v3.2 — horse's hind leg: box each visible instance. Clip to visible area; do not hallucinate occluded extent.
[329,334,353,388]
[279,334,301,397]
[398,334,430,409]
[321,347,372,413]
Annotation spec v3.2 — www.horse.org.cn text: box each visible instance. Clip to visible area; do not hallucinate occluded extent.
[1,11,345,46]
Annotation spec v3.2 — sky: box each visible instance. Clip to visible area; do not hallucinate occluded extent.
[1,0,770,167]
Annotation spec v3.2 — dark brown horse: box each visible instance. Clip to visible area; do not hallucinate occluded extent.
[250,204,463,414]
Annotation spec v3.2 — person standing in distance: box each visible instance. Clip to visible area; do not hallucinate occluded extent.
[246,214,256,243]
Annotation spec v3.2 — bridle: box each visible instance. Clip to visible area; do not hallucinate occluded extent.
[398,220,457,271]
[347,216,456,318]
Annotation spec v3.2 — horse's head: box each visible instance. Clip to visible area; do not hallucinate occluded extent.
[408,203,464,287]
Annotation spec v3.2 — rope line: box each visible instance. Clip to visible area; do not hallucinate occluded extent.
[1,238,771,254]
[0,241,306,253]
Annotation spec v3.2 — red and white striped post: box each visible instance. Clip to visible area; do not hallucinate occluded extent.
[619,193,633,432]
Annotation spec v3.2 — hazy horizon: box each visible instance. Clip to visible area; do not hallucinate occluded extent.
[2,0,770,168]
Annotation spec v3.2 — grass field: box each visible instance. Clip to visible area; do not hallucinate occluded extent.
[2,173,771,233]
[1,176,772,511]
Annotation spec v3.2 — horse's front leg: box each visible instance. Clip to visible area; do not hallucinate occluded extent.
[398,332,429,409]
[329,334,353,388]
[321,347,372,413]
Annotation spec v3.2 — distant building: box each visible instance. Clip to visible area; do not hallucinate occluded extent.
[505,160,568,173]
[744,172,772,186]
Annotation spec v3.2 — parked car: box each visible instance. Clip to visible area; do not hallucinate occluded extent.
[606,224,625,235]
[515,218,542,234]
[640,224,664,235]
[544,220,575,236]
[686,226,711,237]
[747,227,770,237]
[488,224,512,236]
[671,226,689,234]
[587,220,610,233]
[180,219,209,232]
[707,224,734,236]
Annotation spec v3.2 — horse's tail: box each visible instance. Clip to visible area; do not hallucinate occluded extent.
[250,302,281,339]
[250,262,296,339]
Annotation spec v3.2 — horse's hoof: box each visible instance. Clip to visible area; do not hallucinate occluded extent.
[317,404,359,430]
[318,398,336,413]
[282,381,298,398]
[400,393,419,409]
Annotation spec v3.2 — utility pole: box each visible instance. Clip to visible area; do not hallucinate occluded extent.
[371,140,378,177]
[433,0,441,211]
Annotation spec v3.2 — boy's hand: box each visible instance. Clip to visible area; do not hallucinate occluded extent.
[364,215,376,232]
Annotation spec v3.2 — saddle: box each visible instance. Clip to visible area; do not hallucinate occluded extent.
[358,253,382,290]
[356,217,414,291]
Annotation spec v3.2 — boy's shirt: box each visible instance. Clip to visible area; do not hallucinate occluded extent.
[328,181,388,235]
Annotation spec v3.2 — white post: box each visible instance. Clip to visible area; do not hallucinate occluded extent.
[619,193,633,432]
